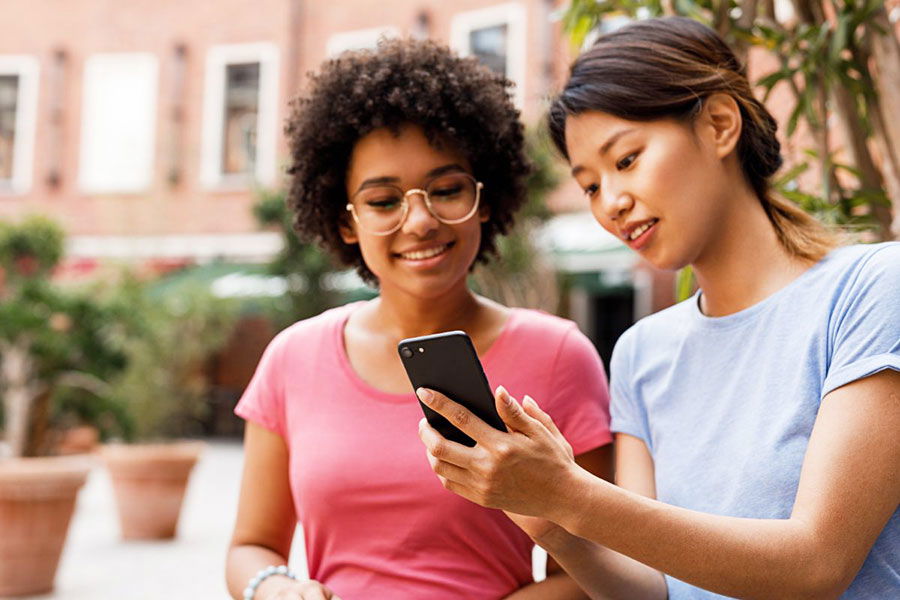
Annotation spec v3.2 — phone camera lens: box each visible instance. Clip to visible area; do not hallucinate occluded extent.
[400,347,413,359]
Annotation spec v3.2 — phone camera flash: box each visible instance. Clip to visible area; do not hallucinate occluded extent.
[418,347,425,353]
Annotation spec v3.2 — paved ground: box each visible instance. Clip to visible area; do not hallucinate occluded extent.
[15,440,545,600]
[17,441,308,600]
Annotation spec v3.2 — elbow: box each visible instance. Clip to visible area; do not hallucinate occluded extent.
[792,559,857,600]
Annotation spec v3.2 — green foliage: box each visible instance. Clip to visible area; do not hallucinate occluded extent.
[522,127,562,221]
[0,215,64,280]
[253,189,341,326]
[0,218,132,455]
[103,275,238,441]
[561,0,891,239]
[471,128,563,310]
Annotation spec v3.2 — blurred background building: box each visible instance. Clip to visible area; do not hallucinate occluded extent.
[0,0,662,384]
[0,0,578,256]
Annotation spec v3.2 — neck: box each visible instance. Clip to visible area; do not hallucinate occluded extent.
[692,190,812,317]
[371,281,486,340]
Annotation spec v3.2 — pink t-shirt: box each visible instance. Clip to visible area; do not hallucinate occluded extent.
[235,302,611,600]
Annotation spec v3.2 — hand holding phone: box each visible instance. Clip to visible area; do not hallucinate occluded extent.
[398,331,505,447]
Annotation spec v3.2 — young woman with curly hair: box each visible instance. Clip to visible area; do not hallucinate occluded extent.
[418,17,899,599]
[226,39,613,600]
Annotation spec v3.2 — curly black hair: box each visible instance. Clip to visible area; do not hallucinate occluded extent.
[284,38,531,284]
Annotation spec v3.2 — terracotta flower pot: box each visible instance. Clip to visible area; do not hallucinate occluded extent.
[101,441,203,540]
[0,456,92,597]
[55,425,101,456]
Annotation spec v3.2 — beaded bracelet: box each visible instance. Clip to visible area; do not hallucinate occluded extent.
[243,564,299,600]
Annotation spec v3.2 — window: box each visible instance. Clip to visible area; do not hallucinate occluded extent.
[0,56,39,194]
[79,53,159,193]
[222,62,259,175]
[451,3,526,107]
[469,24,509,76]
[326,27,399,57]
[0,76,19,182]
[201,43,278,188]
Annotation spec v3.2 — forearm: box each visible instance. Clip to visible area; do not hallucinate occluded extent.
[226,543,295,600]
[503,571,589,599]
[549,469,842,599]
[537,527,666,600]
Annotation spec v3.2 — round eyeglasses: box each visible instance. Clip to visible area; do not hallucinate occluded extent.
[345,172,484,236]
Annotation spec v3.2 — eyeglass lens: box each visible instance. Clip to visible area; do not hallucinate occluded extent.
[350,173,478,234]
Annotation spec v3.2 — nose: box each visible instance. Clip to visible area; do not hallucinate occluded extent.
[400,191,439,236]
[597,184,633,221]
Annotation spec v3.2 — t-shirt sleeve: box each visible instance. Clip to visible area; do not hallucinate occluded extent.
[544,325,613,455]
[234,330,289,438]
[822,244,900,397]
[609,326,653,449]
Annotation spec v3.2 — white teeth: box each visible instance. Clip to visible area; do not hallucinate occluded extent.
[400,244,449,260]
[628,220,656,241]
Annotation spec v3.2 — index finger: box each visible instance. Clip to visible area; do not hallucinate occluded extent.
[417,387,499,443]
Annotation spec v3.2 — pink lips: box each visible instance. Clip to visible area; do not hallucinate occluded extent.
[624,220,658,250]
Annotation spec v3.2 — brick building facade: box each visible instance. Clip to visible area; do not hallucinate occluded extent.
[0,0,572,262]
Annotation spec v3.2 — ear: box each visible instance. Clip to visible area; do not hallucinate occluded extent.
[338,213,358,245]
[701,93,742,160]
[478,202,490,224]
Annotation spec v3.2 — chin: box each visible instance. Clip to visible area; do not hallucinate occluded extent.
[640,248,690,272]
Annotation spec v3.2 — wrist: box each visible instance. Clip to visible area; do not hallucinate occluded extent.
[243,565,300,600]
[546,462,599,531]
[531,521,575,552]
[256,575,301,599]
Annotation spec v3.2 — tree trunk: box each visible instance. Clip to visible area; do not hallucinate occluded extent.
[830,84,893,238]
[0,340,42,458]
[732,0,761,62]
[868,106,900,240]
[866,9,900,238]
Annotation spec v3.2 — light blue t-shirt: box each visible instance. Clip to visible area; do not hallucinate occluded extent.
[610,242,900,599]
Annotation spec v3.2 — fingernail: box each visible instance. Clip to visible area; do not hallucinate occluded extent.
[416,388,433,404]
[496,385,512,405]
[524,395,536,407]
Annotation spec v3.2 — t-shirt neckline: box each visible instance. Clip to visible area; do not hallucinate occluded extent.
[333,301,519,404]
[690,246,840,329]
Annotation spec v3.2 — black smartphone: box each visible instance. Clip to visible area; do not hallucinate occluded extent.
[398,331,506,447]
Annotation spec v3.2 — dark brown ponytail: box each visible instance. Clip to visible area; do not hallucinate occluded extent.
[549,16,838,261]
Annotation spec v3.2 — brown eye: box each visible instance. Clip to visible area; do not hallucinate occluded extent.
[616,152,638,170]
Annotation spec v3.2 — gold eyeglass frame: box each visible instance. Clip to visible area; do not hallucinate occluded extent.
[345,173,484,236]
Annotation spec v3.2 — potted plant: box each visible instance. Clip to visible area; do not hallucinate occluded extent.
[101,278,236,540]
[0,216,129,597]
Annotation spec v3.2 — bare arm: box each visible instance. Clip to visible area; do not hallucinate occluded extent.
[525,433,667,600]
[419,370,900,599]
[226,423,340,600]
[503,445,614,599]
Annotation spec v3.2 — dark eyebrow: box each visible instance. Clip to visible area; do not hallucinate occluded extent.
[569,128,636,177]
[600,127,636,156]
[426,163,467,179]
[358,176,399,190]
[356,163,468,192]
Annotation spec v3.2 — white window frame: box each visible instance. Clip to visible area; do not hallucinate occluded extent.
[201,43,279,189]
[326,26,399,57]
[450,3,526,108]
[0,55,39,195]
[78,53,159,194]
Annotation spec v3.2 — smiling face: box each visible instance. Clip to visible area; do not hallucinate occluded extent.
[341,124,487,299]
[565,108,736,271]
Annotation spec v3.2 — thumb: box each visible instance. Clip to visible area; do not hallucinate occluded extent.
[495,385,540,435]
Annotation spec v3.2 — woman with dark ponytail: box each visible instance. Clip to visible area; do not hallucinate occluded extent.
[418,17,899,599]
